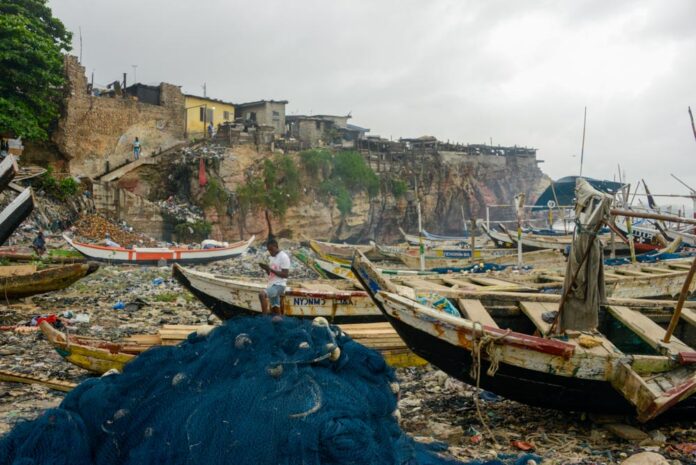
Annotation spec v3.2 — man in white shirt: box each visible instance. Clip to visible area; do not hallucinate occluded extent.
[258,238,290,315]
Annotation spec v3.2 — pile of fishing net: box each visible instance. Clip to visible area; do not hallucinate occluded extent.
[0,317,538,465]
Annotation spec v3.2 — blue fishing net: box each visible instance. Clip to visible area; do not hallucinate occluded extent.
[0,317,538,465]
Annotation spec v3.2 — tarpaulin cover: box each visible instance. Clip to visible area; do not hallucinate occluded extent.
[0,317,539,465]
[533,176,624,211]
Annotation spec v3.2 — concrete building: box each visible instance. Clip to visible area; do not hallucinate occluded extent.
[286,114,368,149]
[184,95,235,139]
[235,100,288,136]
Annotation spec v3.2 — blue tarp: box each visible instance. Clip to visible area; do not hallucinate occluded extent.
[533,176,624,212]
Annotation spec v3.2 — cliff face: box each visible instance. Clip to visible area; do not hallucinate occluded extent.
[194,146,549,243]
[97,143,549,244]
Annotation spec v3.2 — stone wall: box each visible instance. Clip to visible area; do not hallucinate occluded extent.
[49,55,185,178]
[92,181,167,239]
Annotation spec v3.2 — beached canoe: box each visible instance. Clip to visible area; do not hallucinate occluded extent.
[172,264,381,323]
[0,263,98,298]
[308,239,392,263]
[41,321,426,374]
[352,251,696,421]
[63,235,254,265]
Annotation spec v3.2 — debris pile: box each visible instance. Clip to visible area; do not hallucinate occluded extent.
[178,143,228,163]
[0,317,486,465]
[72,214,157,247]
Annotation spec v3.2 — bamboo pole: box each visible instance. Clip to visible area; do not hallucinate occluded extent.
[662,256,696,343]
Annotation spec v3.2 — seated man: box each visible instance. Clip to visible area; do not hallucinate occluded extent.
[258,238,290,315]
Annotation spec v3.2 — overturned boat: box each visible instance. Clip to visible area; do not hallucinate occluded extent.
[0,263,98,298]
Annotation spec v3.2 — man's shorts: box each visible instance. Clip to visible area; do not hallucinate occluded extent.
[264,284,286,308]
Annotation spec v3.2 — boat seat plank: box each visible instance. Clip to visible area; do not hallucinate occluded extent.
[519,301,557,334]
[399,278,454,292]
[467,276,522,287]
[640,266,681,275]
[681,307,696,328]
[668,264,692,271]
[614,269,652,277]
[606,305,692,355]
[298,283,340,292]
[458,299,499,328]
[441,277,483,290]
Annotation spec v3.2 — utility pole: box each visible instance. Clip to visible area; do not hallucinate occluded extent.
[579,106,587,177]
[132,65,138,83]
[79,27,83,63]
[202,83,207,98]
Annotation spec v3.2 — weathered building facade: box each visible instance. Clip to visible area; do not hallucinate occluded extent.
[184,95,235,139]
[235,100,287,135]
[44,55,186,178]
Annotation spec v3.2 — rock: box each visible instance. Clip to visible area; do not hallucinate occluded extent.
[604,423,650,442]
[620,452,670,465]
[427,421,464,441]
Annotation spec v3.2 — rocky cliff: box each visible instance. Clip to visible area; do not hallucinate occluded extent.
[105,143,549,243]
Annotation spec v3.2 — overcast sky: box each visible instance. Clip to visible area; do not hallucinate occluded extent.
[50,0,696,205]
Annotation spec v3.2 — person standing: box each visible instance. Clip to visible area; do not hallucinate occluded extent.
[258,238,290,315]
[133,137,141,161]
[32,231,46,256]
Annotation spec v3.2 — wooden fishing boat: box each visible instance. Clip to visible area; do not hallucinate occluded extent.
[40,321,426,374]
[308,239,392,263]
[0,155,19,192]
[0,246,86,263]
[399,228,471,247]
[311,253,439,284]
[63,235,254,265]
[40,321,146,373]
[172,263,381,323]
[0,188,34,245]
[379,244,565,269]
[0,262,98,298]
[352,252,696,421]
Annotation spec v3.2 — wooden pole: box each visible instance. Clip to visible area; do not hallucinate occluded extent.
[470,219,477,264]
[662,256,696,343]
[611,209,696,226]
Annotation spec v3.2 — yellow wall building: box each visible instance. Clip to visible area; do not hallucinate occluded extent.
[184,95,235,138]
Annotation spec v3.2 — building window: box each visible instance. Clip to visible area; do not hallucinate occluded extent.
[315,121,321,130]
[272,111,280,117]
[224,111,230,120]
[199,108,214,122]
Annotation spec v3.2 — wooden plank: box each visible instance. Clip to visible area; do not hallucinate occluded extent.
[440,277,483,290]
[298,283,340,292]
[519,301,556,334]
[640,266,682,275]
[668,264,692,271]
[606,305,692,355]
[457,299,499,328]
[614,269,652,277]
[0,370,76,392]
[680,307,696,327]
[0,265,37,277]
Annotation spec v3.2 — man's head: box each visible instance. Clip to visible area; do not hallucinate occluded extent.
[266,238,279,256]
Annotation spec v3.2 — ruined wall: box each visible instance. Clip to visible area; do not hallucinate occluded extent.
[48,55,185,178]
[92,181,168,239]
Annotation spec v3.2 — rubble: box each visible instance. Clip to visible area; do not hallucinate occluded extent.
[72,213,158,247]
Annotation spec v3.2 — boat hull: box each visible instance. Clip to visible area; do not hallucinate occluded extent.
[64,235,254,265]
[173,265,383,323]
[0,263,98,298]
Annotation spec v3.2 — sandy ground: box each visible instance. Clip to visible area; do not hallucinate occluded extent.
[0,255,694,465]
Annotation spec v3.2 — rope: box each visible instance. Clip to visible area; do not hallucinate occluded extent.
[469,322,511,446]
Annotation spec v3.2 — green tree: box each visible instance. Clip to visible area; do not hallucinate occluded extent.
[0,0,72,140]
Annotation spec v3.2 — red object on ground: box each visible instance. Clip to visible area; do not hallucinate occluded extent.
[198,158,207,187]
[674,443,696,455]
[35,314,58,326]
[511,440,535,451]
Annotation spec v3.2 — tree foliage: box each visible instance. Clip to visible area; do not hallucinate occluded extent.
[300,149,379,216]
[237,155,302,218]
[0,0,72,140]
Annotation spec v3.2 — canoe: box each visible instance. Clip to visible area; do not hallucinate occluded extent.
[311,254,439,284]
[63,235,254,265]
[308,239,392,263]
[352,252,696,421]
[399,227,471,247]
[40,321,146,373]
[0,246,86,263]
[0,263,98,298]
[379,244,565,269]
[0,155,19,192]
[40,321,426,374]
[0,188,34,245]
[172,264,381,323]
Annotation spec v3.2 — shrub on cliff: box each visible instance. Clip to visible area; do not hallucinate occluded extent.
[174,220,212,243]
[0,0,72,140]
[236,154,301,218]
